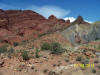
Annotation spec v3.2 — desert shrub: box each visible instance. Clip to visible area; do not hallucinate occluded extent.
[97,45,100,49]
[91,55,94,58]
[7,48,15,58]
[41,42,65,54]
[35,48,40,58]
[50,42,65,54]
[21,51,29,60]
[93,45,96,49]
[85,45,89,47]
[76,56,83,61]
[13,42,19,47]
[41,42,51,50]
[81,59,89,65]
[65,58,69,62]
[0,45,8,54]
[91,69,96,73]
[38,33,47,37]
[82,49,87,53]
[20,40,30,46]
[86,56,90,60]
[8,48,14,54]
[43,69,48,73]
[48,71,55,75]
[97,65,100,69]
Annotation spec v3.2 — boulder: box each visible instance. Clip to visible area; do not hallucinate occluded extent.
[0,60,4,67]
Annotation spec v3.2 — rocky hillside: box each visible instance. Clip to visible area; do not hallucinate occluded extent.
[0,9,99,46]
[60,16,100,46]
[0,9,70,44]
[0,9,100,75]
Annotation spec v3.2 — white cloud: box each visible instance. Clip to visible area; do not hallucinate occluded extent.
[0,3,93,23]
[26,5,70,18]
[64,17,76,22]
[0,3,70,18]
[85,20,92,23]
[64,17,92,23]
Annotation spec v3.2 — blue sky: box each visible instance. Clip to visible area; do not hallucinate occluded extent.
[0,0,100,22]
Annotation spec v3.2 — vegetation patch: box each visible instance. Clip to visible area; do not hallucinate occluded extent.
[13,42,19,47]
[76,56,83,61]
[43,69,48,73]
[50,42,65,54]
[0,45,8,54]
[97,65,100,69]
[97,45,100,49]
[81,59,89,65]
[41,42,51,50]
[35,48,40,58]
[7,48,15,59]
[38,33,47,37]
[8,48,14,54]
[20,40,29,45]
[91,68,96,73]
[41,42,65,54]
[21,50,29,60]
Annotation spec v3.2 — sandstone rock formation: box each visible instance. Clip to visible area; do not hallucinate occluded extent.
[72,16,90,25]
[0,9,70,44]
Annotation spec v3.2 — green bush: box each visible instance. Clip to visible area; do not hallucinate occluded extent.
[81,59,89,65]
[41,42,65,54]
[20,40,29,45]
[43,69,48,73]
[91,55,94,58]
[38,33,46,37]
[50,42,65,54]
[76,56,83,61]
[8,48,14,54]
[82,49,87,53]
[91,69,96,73]
[35,48,40,58]
[97,65,100,69]
[41,42,51,50]
[93,45,96,49]
[97,45,100,49]
[21,51,29,60]
[0,45,8,54]
[7,48,15,59]
[13,42,19,47]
